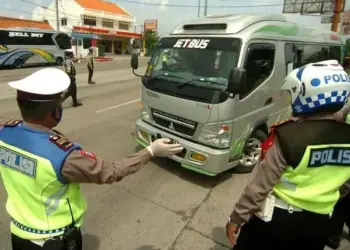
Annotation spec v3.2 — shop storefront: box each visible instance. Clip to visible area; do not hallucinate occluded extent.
[72,26,142,56]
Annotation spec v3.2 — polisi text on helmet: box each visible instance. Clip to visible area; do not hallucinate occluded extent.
[310,73,350,87]
[324,73,350,84]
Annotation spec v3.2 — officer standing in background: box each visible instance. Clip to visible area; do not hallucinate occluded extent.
[0,68,183,250]
[87,48,95,84]
[62,51,82,107]
[326,104,350,249]
[226,60,350,250]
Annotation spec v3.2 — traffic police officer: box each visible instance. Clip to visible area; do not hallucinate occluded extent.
[0,68,183,250]
[326,104,350,249]
[87,48,94,84]
[226,60,350,250]
[62,51,82,107]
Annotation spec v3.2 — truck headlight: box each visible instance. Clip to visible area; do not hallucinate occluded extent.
[140,102,151,122]
[199,122,232,148]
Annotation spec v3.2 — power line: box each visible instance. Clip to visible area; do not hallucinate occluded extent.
[19,0,83,20]
[117,0,286,8]
[19,0,329,10]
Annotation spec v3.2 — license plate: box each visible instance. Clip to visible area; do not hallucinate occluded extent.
[153,134,179,144]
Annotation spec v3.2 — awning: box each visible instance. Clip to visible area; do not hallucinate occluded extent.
[71,32,102,39]
[73,26,142,39]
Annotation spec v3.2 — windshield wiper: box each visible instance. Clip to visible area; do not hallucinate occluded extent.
[149,72,185,82]
[177,78,227,90]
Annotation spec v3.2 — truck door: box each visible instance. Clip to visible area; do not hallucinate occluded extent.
[230,41,287,160]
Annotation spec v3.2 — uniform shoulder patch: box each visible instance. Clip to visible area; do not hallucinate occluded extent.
[3,119,22,127]
[80,150,96,160]
[270,119,294,129]
[260,128,276,161]
[49,135,74,151]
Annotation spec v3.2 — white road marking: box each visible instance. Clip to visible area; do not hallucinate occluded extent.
[95,98,141,113]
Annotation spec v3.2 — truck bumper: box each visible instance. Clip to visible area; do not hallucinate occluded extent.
[133,119,233,176]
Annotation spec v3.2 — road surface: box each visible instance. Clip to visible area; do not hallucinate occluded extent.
[0,60,349,250]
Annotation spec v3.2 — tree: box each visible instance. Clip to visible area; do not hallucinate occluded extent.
[345,39,350,56]
[144,30,160,56]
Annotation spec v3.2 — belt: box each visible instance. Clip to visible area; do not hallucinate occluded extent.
[274,196,303,213]
[11,216,82,235]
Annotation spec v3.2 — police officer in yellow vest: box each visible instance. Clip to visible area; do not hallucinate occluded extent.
[326,104,350,249]
[0,68,183,250]
[162,49,169,70]
[226,60,350,250]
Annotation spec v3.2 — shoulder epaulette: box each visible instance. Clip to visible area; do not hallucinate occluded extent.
[52,129,64,136]
[270,119,294,129]
[49,135,74,151]
[3,119,22,127]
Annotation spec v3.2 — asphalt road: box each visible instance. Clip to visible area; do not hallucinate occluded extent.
[0,56,150,84]
[0,61,349,250]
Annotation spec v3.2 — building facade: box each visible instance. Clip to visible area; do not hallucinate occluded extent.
[32,0,142,57]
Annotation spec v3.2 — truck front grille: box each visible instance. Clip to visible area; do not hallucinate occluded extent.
[151,109,197,136]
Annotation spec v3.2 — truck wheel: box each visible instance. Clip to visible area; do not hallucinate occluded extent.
[13,59,24,69]
[56,57,63,65]
[234,129,267,174]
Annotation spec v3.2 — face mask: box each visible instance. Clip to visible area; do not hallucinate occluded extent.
[52,108,63,125]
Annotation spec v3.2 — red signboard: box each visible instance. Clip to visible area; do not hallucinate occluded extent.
[72,26,142,38]
[91,39,97,46]
[144,20,157,31]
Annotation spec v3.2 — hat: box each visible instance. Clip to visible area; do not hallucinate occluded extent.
[8,68,70,96]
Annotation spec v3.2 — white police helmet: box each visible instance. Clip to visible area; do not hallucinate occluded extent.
[281,60,350,114]
[8,68,70,96]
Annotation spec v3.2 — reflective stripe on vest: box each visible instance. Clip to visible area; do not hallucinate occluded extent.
[273,144,350,215]
[0,123,87,240]
[346,114,350,124]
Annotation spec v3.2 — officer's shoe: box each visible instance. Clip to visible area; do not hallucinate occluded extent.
[73,102,83,107]
[326,236,341,249]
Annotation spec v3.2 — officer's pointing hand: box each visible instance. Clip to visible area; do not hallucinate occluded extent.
[147,138,183,157]
[226,222,240,246]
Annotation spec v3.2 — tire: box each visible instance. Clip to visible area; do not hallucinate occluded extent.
[12,59,24,69]
[56,57,63,65]
[233,129,267,174]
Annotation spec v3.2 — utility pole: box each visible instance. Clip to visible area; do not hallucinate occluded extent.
[331,0,343,32]
[56,0,60,31]
[197,0,201,17]
[204,0,208,16]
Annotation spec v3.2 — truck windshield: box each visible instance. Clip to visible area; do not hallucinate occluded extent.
[147,37,241,87]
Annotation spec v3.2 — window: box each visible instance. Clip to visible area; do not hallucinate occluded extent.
[0,30,9,45]
[242,43,275,98]
[61,18,67,26]
[83,16,96,26]
[71,39,82,46]
[118,22,129,30]
[329,46,341,62]
[301,45,329,65]
[102,19,114,29]
[83,38,91,49]
[54,33,71,50]
[43,33,55,45]
[284,43,342,75]
[7,31,55,46]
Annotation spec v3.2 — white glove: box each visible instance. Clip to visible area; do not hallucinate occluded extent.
[147,138,183,157]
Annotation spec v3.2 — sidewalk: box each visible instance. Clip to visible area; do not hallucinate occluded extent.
[76,55,150,63]
[0,66,147,100]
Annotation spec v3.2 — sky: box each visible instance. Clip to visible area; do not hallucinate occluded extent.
[0,0,349,36]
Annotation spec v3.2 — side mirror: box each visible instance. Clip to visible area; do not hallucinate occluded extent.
[131,53,139,70]
[227,68,247,95]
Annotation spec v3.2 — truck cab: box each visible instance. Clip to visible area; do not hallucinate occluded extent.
[131,14,342,176]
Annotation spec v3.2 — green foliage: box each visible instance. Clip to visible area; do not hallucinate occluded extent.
[144,30,160,56]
